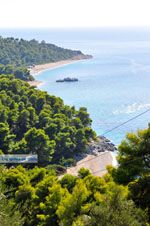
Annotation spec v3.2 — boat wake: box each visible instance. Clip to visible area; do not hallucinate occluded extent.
[113,103,150,115]
[130,59,150,73]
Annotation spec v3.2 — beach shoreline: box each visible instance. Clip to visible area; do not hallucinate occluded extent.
[27,59,78,87]
[30,55,92,76]
[27,80,43,87]
[28,55,92,87]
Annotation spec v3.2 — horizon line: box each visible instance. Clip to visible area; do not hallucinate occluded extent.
[0,26,150,30]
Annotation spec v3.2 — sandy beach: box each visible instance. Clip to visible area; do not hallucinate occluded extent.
[28,59,80,87]
[29,59,78,76]
[67,151,114,177]
[27,80,43,87]
[28,55,91,87]
[29,55,91,76]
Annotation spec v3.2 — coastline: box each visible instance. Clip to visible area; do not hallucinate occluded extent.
[27,80,43,87]
[67,151,114,177]
[28,54,92,87]
[30,54,92,76]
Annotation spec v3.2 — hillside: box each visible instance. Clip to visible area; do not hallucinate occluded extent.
[0,35,149,226]
[0,76,96,165]
[0,59,149,226]
[0,64,34,81]
[0,37,90,66]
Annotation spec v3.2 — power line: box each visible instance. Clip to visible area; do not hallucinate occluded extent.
[92,168,110,175]
[77,157,145,175]
[101,107,150,136]
[69,151,144,169]
[68,153,146,175]
[74,151,111,167]
[66,106,150,175]
[91,156,147,175]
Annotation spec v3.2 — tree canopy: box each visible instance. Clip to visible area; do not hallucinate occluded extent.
[0,64,34,81]
[0,36,149,225]
[0,76,96,166]
[0,165,147,226]
[110,126,150,216]
[0,37,86,66]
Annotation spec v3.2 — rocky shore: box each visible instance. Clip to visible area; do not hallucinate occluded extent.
[87,136,117,155]
[73,136,117,163]
[64,136,117,177]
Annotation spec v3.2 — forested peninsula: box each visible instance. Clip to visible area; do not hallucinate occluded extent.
[0,37,90,66]
[0,37,91,81]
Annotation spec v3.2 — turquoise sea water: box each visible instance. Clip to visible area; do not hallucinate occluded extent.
[1,28,150,145]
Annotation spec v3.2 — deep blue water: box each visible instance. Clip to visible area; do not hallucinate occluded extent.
[1,28,150,145]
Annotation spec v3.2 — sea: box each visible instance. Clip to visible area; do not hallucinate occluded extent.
[1,27,150,145]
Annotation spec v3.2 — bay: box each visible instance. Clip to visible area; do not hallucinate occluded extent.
[1,28,150,145]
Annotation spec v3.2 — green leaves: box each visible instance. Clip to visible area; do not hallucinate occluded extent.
[111,126,150,214]
[1,165,148,226]
[24,128,55,165]
[0,64,33,81]
[57,180,90,226]
[0,36,85,68]
[0,76,95,165]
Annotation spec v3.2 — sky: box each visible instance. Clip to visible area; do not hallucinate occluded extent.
[0,0,150,28]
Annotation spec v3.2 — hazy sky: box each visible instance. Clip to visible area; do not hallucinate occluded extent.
[1,0,150,28]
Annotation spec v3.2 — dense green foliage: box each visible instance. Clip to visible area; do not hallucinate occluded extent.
[0,76,96,165]
[0,64,34,81]
[0,166,147,226]
[0,77,149,225]
[0,167,24,226]
[0,37,85,66]
[0,36,87,81]
[0,47,149,225]
[110,126,150,216]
